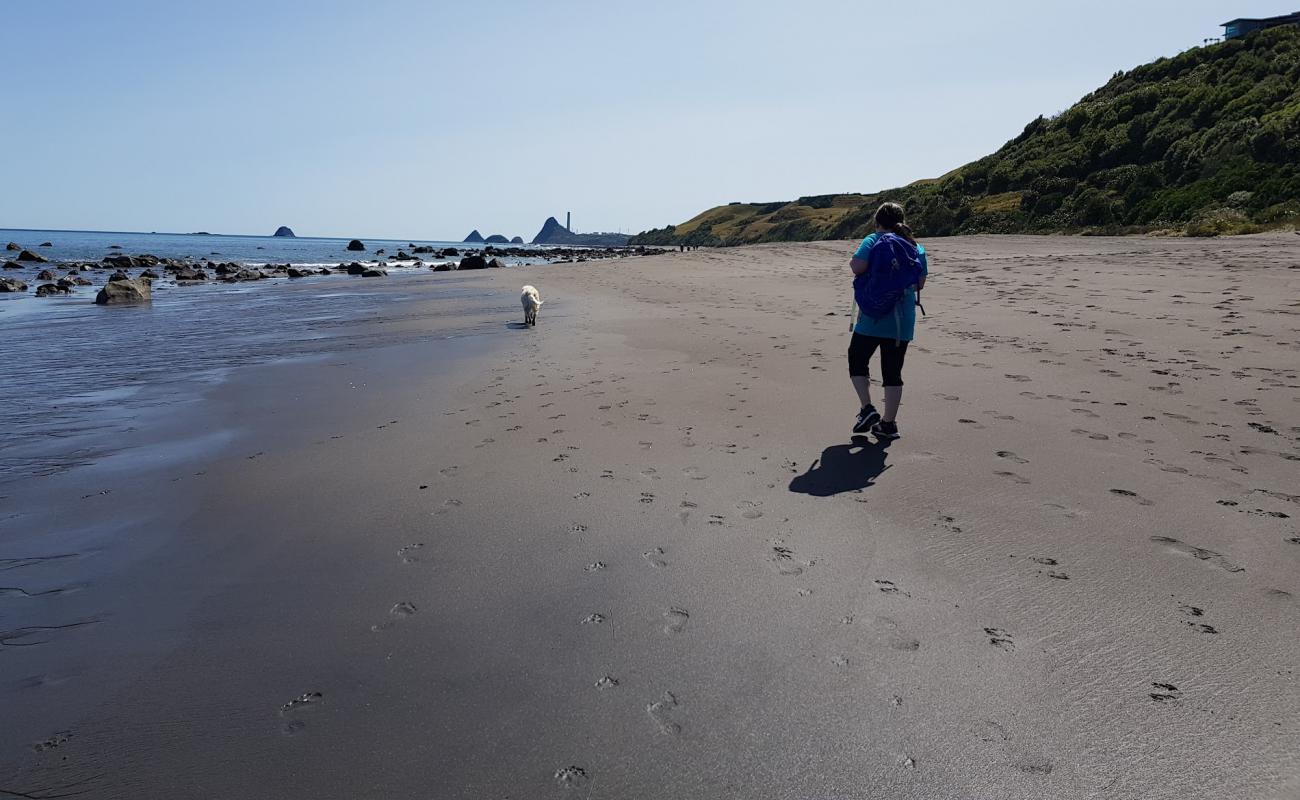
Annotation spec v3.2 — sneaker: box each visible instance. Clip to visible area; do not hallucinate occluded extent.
[872,420,901,440]
[853,404,881,434]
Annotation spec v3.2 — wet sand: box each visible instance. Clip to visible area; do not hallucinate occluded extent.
[2,234,1298,799]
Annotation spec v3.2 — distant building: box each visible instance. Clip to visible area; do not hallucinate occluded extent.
[1222,11,1300,39]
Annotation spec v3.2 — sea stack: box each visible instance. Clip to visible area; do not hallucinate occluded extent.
[346,239,366,251]
[484,234,509,244]
[463,230,486,244]
[273,226,296,238]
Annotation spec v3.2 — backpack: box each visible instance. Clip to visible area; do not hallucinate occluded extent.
[853,233,925,322]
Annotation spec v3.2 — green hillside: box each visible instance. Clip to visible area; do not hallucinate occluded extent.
[632,27,1300,245]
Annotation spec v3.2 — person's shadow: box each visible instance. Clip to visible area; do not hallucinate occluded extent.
[788,436,892,497]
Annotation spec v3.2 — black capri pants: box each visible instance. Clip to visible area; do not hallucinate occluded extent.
[848,334,908,387]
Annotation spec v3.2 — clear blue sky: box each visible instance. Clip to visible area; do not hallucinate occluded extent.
[1,0,1293,240]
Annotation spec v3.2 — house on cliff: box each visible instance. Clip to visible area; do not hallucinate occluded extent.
[1222,11,1300,39]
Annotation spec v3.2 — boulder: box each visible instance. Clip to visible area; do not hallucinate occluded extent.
[442,247,459,257]
[273,226,296,238]
[396,251,411,260]
[226,269,266,282]
[0,277,27,292]
[361,267,388,277]
[95,278,151,304]
[2,261,21,270]
[5,242,19,251]
[108,270,131,282]
[71,276,93,286]
[346,239,366,251]
[375,249,385,255]
[36,269,56,281]
[412,245,435,254]
[458,255,488,270]
[346,262,367,275]
[140,269,160,279]
[287,267,314,278]
[36,283,70,297]
[487,258,505,269]
[39,241,53,247]
[431,262,455,272]
[17,249,48,263]
[174,266,208,281]
[108,244,123,249]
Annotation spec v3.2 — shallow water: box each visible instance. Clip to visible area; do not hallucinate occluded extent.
[0,270,510,485]
[0,227,522,267]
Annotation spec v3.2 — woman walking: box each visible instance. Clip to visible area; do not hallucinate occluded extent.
[848,202,927,440]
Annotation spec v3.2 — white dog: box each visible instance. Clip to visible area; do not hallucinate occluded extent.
[520,285,543,326]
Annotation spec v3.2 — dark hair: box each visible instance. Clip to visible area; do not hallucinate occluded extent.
[875,202,916,244]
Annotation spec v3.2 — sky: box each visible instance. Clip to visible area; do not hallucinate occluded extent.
[2,0,1295,240]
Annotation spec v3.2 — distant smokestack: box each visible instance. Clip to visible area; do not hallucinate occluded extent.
[566,212,571,233]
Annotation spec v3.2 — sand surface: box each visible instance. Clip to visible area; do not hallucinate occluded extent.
[3,234,1298,799]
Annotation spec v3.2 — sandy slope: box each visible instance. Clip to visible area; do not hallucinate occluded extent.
[4,234,1297,799]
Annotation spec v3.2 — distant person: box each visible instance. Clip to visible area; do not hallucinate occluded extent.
[848,202,927,440]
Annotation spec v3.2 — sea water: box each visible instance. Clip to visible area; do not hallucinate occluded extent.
[0,228,509,268]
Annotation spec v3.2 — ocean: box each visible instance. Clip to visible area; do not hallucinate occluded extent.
[0,228,548,486]
[0,227,548,269]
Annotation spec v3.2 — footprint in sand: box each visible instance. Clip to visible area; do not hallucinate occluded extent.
[279,691,323,734]
[1109,488,1154,506]
[642,548,668,568]
[959,419,986,429]
[1151,536,1244,573]
[371,602,417,631]
[435,498,463,515]
[398,543,425,564]
[737,500,764,519]
[32,732,73,752]
[1072,428,1110,441]
[662,607,689,635]
[1149,682,1182,702]
[581,613,607,625]
[646,691,682,735]
[683,467,709,481]
[995,471,1031,485]
[553,766,589,790]
[1179,605,1219,635]
[769,544,805,576]
[985,627,1014,650]
[996,451,1029,464]
[584,561,606,573]
[874,579,909,597]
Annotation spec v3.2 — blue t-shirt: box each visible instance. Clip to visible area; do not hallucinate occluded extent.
[852,232,928,341]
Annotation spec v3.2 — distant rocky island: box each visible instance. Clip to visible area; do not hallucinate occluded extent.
[531,217,630,247]
[273,226,296,238]
[461,218,630,247]
[465,230,526,245]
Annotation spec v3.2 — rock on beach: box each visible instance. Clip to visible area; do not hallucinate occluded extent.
[95,278,152,304]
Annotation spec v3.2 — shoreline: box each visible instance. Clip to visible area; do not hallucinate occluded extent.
[2,234,1297,798]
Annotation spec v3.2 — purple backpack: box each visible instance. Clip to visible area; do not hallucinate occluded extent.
[853,233,924,321]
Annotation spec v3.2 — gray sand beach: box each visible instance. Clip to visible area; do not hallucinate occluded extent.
[2,235,1298,799]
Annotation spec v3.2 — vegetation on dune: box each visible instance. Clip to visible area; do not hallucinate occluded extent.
[633,28,1300,245]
